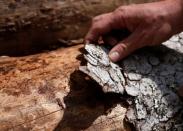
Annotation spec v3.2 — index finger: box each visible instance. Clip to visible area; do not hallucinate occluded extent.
[85,13,115,43]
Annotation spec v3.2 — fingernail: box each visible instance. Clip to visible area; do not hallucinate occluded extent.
[109,51,120,62]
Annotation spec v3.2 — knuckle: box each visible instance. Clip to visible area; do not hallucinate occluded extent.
[92,15,105,23]
[143,10,158,24]
[141,29,149,37]
[145,13,165,25]
[157,10,167,22]
[140,30,152,46]
[118,43,128,53]
[145,16,157,25]
[90,18,102,31]
[92,16,99,23]
[114,6,128,16]
[115,6,127,13]
[91,24,102,32]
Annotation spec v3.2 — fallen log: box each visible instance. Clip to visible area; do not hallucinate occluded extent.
[80,33,183,131]
[0,0,156,55]
[0,0,124,55]
[0,44,130,131]
[1,35,182,131]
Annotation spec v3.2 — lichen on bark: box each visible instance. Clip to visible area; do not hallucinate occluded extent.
[80,33,183,131]
[80,44,126,94]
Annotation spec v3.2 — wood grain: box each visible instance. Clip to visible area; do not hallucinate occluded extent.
[0,44,130,131]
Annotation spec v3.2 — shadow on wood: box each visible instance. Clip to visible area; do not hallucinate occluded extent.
[54,70,130,131]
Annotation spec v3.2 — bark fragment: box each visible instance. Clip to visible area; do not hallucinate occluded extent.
[80,34,183,131]
[80,44,126,94]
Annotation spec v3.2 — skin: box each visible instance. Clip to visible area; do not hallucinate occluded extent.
[85,0,183,96]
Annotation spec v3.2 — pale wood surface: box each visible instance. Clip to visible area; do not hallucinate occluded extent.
[0,45,130,131]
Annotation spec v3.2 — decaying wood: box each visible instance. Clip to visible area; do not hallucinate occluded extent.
[0,0,125,55]
[0,0,155,36]
[0,44,130,131]
[80,33,183,131]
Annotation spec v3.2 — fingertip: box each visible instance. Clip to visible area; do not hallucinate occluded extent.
[84,36,96,44]
[109,51,120,62]
[84,33,92,43]
[85,29,99,44]
[84,39,90,45]
[109,43,128,62]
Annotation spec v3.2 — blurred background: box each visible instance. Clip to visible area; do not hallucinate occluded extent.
[0,0,156,55]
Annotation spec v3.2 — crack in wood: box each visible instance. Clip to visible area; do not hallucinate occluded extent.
[12,109,62,129]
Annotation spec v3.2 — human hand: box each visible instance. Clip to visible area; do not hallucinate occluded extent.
[85,0,183,62]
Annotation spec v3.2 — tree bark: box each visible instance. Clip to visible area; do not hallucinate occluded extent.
[80,33,183,131]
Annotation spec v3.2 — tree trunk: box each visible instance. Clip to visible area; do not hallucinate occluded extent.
[1,34,183,131]
[0,44,131,131]
[0,0,155,56]
[80,34,183,131]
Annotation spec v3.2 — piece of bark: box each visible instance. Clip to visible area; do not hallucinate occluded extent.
[80,33,183,131]
[80,44,126,94]
[0,44,130,131]
[0,0,156,55]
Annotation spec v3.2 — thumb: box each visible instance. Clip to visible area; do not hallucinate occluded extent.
[109,28,142,62]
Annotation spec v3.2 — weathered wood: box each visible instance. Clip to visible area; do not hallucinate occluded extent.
[80,33,183,131]
[0,0,155,36]
[0,0,156,55]
[0,0,124,55]
[0,44,130,131]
